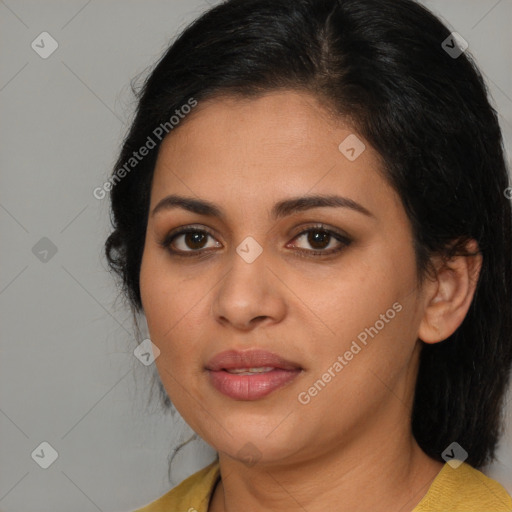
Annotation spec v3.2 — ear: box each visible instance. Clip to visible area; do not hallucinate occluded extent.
[418,239,482,344]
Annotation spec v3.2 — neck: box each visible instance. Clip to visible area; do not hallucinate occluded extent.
[209,408,444,512]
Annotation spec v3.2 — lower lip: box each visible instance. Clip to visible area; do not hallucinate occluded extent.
[207,368,301,400]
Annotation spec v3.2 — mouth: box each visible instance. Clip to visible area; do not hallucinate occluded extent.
[205,349,303,401]
[223,367,276,375]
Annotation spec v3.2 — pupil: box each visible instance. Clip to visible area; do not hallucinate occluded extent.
[186,232,206,249]
[308,230,330,249]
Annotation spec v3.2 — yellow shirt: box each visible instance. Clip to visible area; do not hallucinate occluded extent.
[134,459,512,512]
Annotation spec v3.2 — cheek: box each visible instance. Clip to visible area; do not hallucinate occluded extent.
[140,246,179,351]
[139,247,209,369]
[140,245,189,328]
[309,249,418,365]
[139,252,167,332]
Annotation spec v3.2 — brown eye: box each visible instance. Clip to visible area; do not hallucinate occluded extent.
[307,230,331,250]
[162,228,222,255]
[290,227,350,255]
[183,232,208,250]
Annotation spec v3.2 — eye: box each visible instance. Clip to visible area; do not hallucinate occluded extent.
[160,226,221,256]
[287,225,351,256]
[159,224,351,258]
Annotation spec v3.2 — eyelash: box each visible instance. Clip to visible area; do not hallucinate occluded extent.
[158,223,352,259]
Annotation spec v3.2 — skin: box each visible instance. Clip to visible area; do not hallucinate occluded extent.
[139,90,482,512]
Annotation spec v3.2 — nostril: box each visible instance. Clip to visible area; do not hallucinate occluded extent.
[252,316,269,324]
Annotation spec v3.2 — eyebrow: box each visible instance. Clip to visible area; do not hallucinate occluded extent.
[151,194,374,220]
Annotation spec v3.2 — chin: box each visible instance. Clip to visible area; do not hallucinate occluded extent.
[209,423,306,466]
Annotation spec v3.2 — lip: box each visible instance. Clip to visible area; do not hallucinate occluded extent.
[206,349,301,372]
[206,349,302,401]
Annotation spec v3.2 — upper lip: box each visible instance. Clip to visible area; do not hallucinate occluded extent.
[206,349,302,371]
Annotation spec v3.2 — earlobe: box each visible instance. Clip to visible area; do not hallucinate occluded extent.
[418,239,482,344]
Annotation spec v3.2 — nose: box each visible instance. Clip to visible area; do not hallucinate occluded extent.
[211,249,287,331]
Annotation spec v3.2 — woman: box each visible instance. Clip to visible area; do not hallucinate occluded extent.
[105,0,512,510]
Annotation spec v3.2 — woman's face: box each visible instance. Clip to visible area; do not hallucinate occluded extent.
[140,91,429,466]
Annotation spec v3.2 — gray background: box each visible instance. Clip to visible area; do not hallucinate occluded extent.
[0,1,511,511]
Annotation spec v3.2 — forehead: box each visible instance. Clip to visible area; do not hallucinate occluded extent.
[157,90,343,167]
[150,90,396,215]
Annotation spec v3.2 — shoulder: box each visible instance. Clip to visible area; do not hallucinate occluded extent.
[133,459,220,512]
[413,461,512,511]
